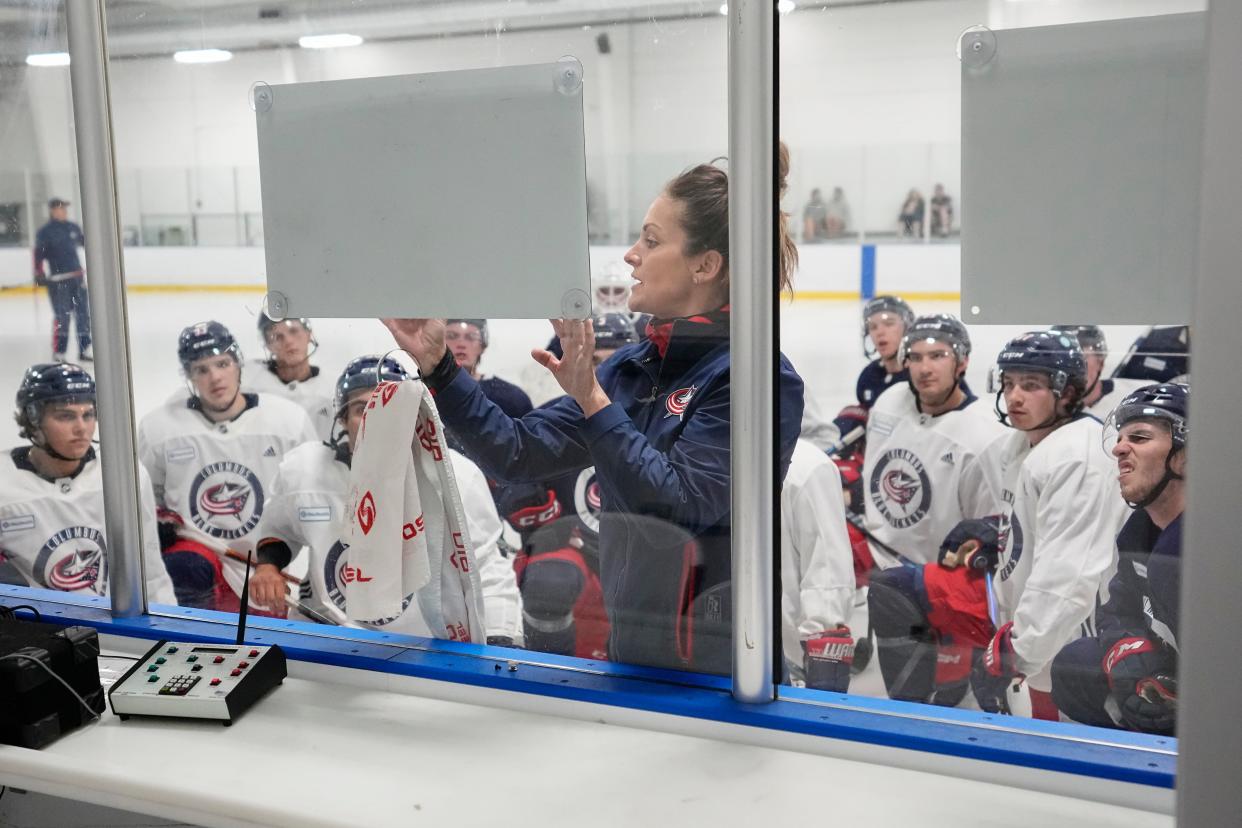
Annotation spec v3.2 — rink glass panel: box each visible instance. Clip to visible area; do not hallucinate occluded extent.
[93,3,737,679]
[0,1,115,612]
[778,0,1200,754]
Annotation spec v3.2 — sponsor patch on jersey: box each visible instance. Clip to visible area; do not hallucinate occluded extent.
[869,448,932,529]
[0,514,37,534]
[298,506,332,523]
[33,526,107,594]
[573,466,603,534]
[324,540,412,625]
[869,412,896,438]
[187,460,264,541]
[166,445,197,463]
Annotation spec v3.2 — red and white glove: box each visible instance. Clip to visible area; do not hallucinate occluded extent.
[971,621,1022,713]
[802,626,854,693]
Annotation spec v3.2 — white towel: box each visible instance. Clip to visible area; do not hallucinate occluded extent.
[344,378,484,642]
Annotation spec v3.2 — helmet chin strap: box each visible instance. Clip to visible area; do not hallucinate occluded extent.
[30,432,86,464]
[911,367,962,414]
[201,388,242,416]
[1127,450,1184,510]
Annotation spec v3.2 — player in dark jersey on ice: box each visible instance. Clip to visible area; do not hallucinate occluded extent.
[855,295,914,409]
[1051,383,1187,734]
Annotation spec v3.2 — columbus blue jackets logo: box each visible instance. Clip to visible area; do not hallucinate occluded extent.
[33,526,107,594]
[996,508,1025,582]
[869,448,932,529]
[665,386,697,419]
[573,466,603,533]
[324,540,412,626]
[188,461,264,540]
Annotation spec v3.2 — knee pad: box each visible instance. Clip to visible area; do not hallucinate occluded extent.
[520,557,585,624]
[1050,637,1117,728]
[867,566,927,638]
[162,548,222,609]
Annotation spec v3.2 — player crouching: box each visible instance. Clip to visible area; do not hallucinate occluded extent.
[1051,383,1188,734]
[0,363,175,603]
[137,321,317,612]
[248,355,522,645]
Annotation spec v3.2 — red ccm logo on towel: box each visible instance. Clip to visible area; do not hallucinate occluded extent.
[356,491,377,535]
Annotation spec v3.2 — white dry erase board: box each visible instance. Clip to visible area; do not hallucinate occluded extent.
[255,59,592,320]
[960,14,1204,325]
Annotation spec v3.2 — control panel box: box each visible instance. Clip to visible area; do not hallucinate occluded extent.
[108,640,286,725]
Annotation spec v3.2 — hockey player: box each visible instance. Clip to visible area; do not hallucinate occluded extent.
[1049,325,1146,419]
[781,439,857,692]
[137,321,317,611]
[445,319,532,419]
[855,295,914,409]
[1050,383,1187,734]
[862,314,1006,704]
[248,356,523,644]
[244,314,335,440]
[0,363,175,603]
[953,331,1129,719]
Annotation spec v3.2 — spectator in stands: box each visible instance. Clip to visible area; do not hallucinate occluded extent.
[824,186,851,239]
[930,184,954,238]
[898,189,925,238]
[803,188,829,243]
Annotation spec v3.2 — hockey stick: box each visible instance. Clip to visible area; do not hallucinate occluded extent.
[844,512,920,568]
[222,548,338,625]
[223,547,299,585]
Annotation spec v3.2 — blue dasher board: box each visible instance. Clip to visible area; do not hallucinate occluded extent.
[255,60,592,320]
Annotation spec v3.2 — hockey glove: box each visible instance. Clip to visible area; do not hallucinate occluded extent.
[155,507,183,552]
[938,517,1002,572]
[802,626,855,693]
[1120,673,1177,734]
[1102,635,1175,698]
[501,485,563,535]
[971,622,1021,714]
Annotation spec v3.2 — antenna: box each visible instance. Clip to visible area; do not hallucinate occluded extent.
[236,550,254,646]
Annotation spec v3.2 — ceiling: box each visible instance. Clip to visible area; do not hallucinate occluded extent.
[1,0,885,62]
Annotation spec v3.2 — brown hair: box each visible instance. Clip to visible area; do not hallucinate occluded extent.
[663,142,798,295]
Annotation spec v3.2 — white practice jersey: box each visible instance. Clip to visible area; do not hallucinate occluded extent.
[979,416,1128,692]
[243,360,336,441]
[863,386,1007,567]
[1086,377,1149,422]
[780,440,855,681]
[0,447,176,605]
[255,441,522,642]
[137,393,317,597]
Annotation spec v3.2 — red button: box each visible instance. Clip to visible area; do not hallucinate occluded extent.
[213,656,225,664]
[210,678,221,686]
[238,661,249,668]
[249,649,259,657]
[230,668,242,676]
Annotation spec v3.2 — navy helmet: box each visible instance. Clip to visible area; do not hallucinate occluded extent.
[899,313,971,362]
[862,295,915,357]
[445,319,489,348]
[15,363,96,439]
[593,312,638,351]
[178,321,241,373]
[1050,324,1107,355]
[993,330,1087,397]
[1106,382,1189,449]
[257,312,313,339]
[334,355,412,416]
[1112,325,1190,383]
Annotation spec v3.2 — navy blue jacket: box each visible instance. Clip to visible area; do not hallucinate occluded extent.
[430,315,804,673]
[33,220,85,279]
[1098,511,1181,652]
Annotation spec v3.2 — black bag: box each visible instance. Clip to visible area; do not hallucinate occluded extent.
[0,618,104,748]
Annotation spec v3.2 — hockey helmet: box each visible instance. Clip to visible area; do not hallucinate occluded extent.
[593,312,639,352]
[445,319,489,348]
[15,363,96,439]
[991,331,1087,398]
[334,354,412,415]
[899,313,971,363]
[1104,382,1189,450]
[862,295,915,358]
[1049,324,1107,355]
[178,321,241,373]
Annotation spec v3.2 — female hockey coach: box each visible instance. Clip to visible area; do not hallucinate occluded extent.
[385,150,805,674]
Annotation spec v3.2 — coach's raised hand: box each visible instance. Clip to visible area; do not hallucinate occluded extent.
[382,318,447,376]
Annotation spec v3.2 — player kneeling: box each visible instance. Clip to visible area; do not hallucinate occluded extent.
[944,331,1129,718]
[0,363,175,603]
[1051,384,1187,734]
[249,356,522,645]
[138,321,317,612]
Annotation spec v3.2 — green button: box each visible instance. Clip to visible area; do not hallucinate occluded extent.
[166,646,178,654]
[155,657,166,664]
[148,674,159,682]
[147,665,158,672]
[186,655,198,663]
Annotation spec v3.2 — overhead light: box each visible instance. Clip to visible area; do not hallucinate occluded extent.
[298,33,363,49]
[778,0,797,12]
[173,48,233,64]
[26,52,70,67]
